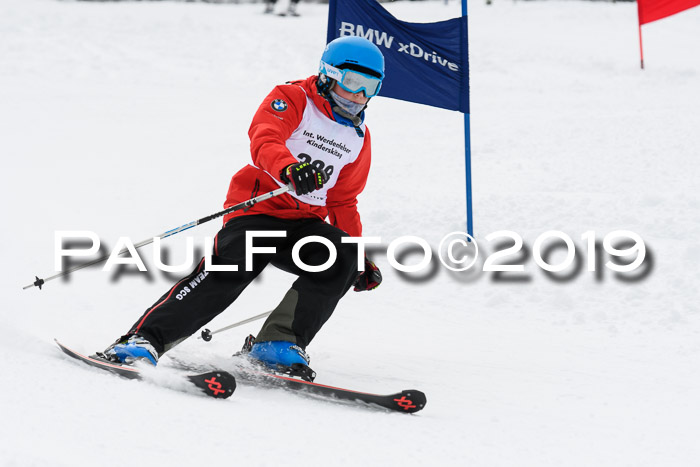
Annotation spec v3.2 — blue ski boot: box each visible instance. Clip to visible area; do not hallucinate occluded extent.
[101,335,159,366]
[245,336,315,381]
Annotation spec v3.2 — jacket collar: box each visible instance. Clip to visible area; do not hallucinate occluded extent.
[299,75,366,131]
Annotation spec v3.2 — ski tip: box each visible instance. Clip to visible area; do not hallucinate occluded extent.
[188,371,237,399]
[393,390,427,414]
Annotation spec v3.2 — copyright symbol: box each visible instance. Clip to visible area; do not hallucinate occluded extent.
[438,232,479,272]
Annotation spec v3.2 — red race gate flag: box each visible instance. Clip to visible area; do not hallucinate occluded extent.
[638,0,700,24]
[637,0,700,68]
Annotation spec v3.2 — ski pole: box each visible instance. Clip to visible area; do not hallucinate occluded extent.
[198,310,272,342]
[23,185,292,290]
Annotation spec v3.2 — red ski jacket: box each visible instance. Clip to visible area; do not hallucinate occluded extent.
[222,75,371,237]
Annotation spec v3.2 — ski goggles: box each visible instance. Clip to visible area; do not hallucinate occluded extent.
[320,61,383,98]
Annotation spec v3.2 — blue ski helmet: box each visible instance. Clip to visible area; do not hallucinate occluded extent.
[321,36,385,79]
[319,36,385,95]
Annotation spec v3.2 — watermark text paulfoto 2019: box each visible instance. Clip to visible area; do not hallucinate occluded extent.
[54,230,651,283]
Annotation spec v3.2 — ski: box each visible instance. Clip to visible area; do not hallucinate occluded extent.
[169,356,426,413]
[237,367,426,413]
[54,339,236,399]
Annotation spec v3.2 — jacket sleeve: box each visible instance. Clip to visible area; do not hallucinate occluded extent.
[326,128,372,237]
[248,84,307,181]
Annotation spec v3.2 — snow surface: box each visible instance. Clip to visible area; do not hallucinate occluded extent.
[2,0,700,465]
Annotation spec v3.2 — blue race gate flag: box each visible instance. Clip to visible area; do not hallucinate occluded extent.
[327,0,469,114]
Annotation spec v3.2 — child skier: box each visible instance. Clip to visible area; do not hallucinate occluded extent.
[100,36,385,380]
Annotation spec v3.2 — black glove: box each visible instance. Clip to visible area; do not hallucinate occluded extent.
[354,257,382,292]
[281,162,325,196]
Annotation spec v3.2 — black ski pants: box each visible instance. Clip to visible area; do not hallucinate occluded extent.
[124,215,359,355]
